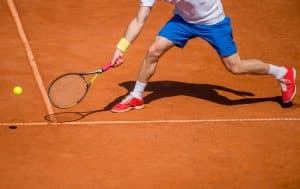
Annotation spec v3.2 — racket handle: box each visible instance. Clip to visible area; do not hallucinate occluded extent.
[101,56,123,72]
[101,64,112,72]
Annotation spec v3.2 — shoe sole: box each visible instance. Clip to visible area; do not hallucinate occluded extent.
[111,105,144,113]
[283,68,296,104]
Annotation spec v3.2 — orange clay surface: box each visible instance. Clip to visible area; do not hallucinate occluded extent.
[1,0,300,188]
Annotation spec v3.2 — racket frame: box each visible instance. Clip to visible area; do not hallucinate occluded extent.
[48,64,111,109]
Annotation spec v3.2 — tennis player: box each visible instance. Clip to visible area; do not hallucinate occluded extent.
[110,0,296,113]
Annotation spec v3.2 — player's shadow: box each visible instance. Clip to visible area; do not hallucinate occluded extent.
[45,80,289,123]
[104,80,287,110]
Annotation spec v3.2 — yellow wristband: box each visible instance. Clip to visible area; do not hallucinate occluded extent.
[117,38,130,52]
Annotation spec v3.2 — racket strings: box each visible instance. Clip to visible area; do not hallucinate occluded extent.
[48,74,88,108]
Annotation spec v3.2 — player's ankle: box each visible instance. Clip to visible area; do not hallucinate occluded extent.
[130,81,147,99]
[268,64,287,80]
[130,92,143,99]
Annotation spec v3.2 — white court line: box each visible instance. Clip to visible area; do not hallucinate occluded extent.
[7,0,54,115]
[1,118,300,126]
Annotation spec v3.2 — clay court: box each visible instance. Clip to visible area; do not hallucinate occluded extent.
[1,0,300,188]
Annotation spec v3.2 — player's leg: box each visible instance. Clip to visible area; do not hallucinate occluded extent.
[221,53,270,75]
[221,53,296,103]
[198,16,296,104]
[111,37,175,113]
[130,36,175,100]
[136,36,175,84]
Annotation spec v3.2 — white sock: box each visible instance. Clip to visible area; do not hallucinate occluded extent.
[130,81,147,99]
[268,64,287,80]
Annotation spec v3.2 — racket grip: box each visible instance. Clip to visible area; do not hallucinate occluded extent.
[101,56,122,72]
[101,64,112,72]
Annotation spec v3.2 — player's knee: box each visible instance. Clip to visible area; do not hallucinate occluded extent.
[224,60,244,74]
[147,44,163,61]
[229,65,243,74]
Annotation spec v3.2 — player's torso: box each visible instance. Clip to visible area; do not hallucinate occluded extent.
[140,0,225,24]
[165,0,220,9]
[166,0,225,24]
[165,0,216,6]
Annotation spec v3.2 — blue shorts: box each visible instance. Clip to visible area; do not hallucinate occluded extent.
[158,15,237,57]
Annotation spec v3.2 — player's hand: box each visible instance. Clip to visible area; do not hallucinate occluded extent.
[111,49,124,67]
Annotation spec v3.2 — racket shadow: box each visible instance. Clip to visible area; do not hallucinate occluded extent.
[44,93,128,123]
[44,95,127,123]
[44,109,106,123]
[115,80,286,107]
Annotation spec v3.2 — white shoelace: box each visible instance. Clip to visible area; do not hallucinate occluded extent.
[121,95,134,104]
[279,78,293,92]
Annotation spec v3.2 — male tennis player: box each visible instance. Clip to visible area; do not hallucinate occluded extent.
[110,0,296,113]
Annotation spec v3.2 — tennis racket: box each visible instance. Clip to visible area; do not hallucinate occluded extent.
[48,58,120,109]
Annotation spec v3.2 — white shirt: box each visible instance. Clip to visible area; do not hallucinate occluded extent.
[140,0,225,25]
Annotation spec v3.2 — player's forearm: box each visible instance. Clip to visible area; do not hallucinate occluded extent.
[112,6,151,65]
[123,17,145,43]
[118,6,151,47]
[114,20,141,54]
[125,6,151,43]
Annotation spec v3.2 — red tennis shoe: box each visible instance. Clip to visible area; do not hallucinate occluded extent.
[111,95,144,113]
[279,67,296,103]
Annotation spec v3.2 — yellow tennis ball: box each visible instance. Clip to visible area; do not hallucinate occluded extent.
[13,86,23,95]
